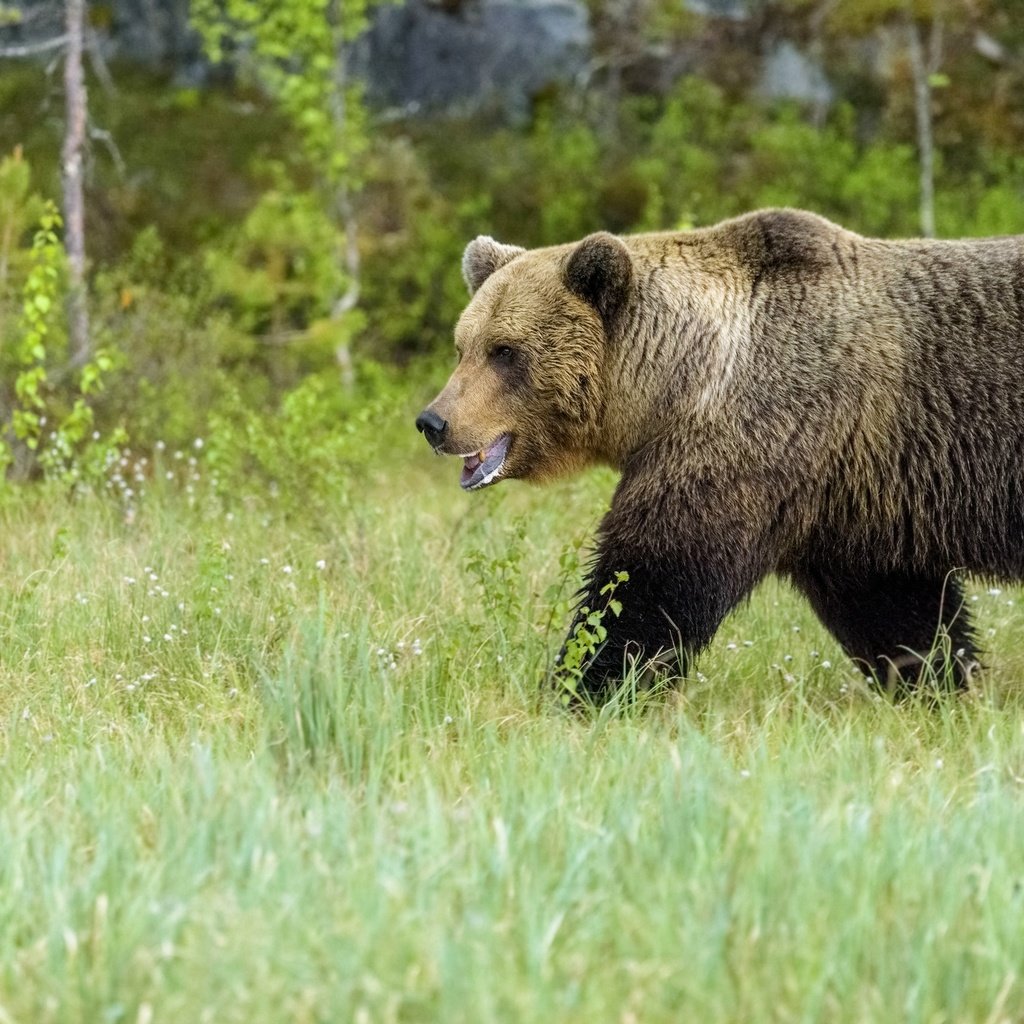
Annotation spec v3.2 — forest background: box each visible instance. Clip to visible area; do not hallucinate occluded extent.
[2,0,1024,485]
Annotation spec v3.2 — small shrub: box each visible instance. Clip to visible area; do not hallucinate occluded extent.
[555,570,628,706]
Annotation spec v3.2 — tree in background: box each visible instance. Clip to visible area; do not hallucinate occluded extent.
[784,0,994,238]
[904,13,943,238]
[0,0,92,360]
[192,0,394,388]
[583,0,699,118]
[61,0,89,361]
[829,0,959,238]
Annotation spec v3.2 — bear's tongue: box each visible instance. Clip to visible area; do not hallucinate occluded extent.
[460,435,510,491]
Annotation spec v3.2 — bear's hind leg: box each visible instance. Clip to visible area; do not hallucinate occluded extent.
[793,568,978,692]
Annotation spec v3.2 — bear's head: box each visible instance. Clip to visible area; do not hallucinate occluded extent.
[415,232,633,490]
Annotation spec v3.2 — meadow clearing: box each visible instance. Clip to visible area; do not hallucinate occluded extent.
[1,396,1023,1024]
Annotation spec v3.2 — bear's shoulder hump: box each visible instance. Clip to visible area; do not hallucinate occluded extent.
[720,208,846,275]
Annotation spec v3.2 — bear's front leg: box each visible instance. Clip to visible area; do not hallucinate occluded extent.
[555,470,773,705]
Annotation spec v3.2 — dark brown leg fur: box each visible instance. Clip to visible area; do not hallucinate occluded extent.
[793,568,978,693]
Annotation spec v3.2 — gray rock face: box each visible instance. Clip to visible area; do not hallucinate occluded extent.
[105,0,195,65]
[356,0,591,116]
[2,0,591,109]
[759,39,833,107]
[684,0,749,20]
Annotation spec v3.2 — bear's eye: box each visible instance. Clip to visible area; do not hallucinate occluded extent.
[490,345,515,363]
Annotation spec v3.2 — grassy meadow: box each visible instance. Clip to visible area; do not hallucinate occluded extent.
[2,408,1024,1024]
[6,2,1024,1019]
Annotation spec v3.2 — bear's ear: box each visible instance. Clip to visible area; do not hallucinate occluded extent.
[563,232,633,329]
[462,236,526,294]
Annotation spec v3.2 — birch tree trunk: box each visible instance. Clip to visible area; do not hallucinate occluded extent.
[62,0,90,364]
[907,19,940,239]
[328,7,358,392]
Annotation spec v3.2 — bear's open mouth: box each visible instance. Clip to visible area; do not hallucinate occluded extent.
[459,434,511,491]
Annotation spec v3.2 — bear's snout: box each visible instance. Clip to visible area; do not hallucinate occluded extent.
[415,408,448,449]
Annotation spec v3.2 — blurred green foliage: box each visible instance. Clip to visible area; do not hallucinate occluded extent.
[0,198,122,488]
[202,172,347,337]
[192,0,377,187]
[0,147,44,304]
[1,26,1024,496]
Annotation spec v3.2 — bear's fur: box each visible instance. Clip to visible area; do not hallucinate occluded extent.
[416,208,1024,699]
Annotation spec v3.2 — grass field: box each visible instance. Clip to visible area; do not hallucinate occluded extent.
[2,426,1024,1024]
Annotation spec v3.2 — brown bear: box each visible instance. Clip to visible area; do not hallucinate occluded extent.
[415,208,1024,700]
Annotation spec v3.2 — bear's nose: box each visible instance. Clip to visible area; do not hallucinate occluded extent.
[415,409,448,448]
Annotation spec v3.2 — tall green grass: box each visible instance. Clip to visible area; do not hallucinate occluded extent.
[1,443,1023,1023]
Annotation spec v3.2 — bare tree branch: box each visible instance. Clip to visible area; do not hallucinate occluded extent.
[89,124,125,176]
[85,28,116,94]
[0,32,68,58]
[330,189,360,322]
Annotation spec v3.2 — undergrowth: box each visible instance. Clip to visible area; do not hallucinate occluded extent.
[1,415,1023,1023]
